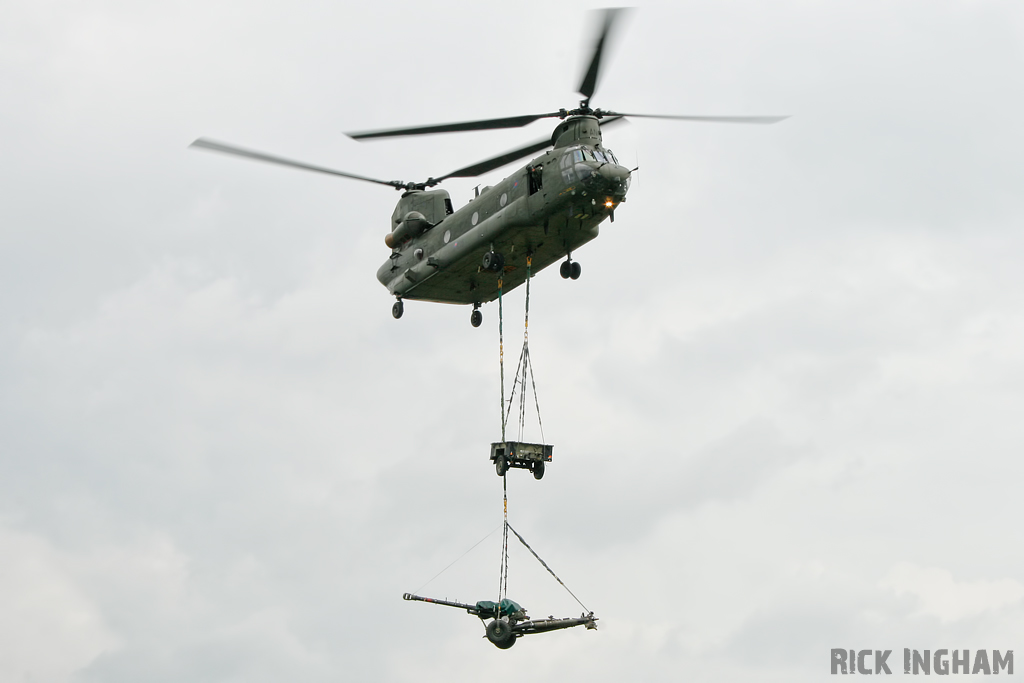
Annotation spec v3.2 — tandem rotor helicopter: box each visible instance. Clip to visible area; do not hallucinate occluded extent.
[192,9,786,327]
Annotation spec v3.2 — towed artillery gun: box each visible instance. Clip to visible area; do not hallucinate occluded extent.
[402,593,597,649]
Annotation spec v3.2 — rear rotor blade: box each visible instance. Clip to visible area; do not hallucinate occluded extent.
[190,138,406,188]
[578,8,627,104]
[598,112,789,124]
[346,113,564,140]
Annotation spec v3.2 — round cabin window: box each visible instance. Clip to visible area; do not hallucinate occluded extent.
[472,211,479,226]
[500,192,507,207]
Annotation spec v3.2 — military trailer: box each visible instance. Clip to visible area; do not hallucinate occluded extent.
[490,441,552,479]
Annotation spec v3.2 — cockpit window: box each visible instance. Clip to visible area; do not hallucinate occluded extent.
[560,151,576,182]
[593,149,607,163]
[572,149,584,164]
[605,149,618,164]
[582,149,595,162]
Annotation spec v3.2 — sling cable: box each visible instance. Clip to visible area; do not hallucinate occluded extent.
[402,255,598,649]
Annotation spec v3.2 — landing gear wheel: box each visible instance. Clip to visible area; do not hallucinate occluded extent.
[570,261,582,280]
[471,309,483,328]
[482,251,505,272]
[495,455,507,477]
[559,260,572,279]
[486,619,514,647]
[392,300,404,319]
[533,461,545,480]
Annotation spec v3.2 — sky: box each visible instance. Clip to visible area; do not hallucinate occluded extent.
[2,1,1024,681]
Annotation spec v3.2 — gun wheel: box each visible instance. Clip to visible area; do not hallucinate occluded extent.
[494,635,517,649]
[486,619,514,647]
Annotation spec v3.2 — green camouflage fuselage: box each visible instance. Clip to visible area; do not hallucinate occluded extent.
[377,115,631,305]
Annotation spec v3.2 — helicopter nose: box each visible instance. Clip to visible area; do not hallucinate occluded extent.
[598,163,631,192]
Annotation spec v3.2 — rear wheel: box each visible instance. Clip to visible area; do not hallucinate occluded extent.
[471,309,483,327]
[495,455,507,477]
[392,301,404,319]
[570,261,582,280]
[533,461,545,480]
[559,260,572,279]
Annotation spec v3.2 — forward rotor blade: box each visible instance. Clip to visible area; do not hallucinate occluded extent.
[346,113,563,140]
[435,137,553,181]
[599,112,790,124]
[190,138,405,188]
[578,8,627,104]
[433,115,625,182]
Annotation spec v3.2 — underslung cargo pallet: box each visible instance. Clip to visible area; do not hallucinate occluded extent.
[491,441,552,479]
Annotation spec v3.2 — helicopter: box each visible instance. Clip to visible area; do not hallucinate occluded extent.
[191,9,786,327]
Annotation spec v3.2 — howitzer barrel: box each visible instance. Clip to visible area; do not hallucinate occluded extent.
[513,614,598,635]
[402,593,480,614]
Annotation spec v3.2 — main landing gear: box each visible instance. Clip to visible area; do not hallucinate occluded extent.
[475,249,504,326]
[559,257,581,280]
[482,251,505,272]
[394,298,484,327]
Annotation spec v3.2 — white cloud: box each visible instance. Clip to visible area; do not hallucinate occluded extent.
[881,562,1024,623]
[0,525,119,683]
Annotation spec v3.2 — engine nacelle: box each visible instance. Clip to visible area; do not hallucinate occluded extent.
[384,211,431,249]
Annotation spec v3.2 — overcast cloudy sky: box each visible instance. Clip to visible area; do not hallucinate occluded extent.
[3,1,1024,681]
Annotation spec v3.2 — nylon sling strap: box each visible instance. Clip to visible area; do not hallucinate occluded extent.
[496,256,573,609]
[522,256,545,443]
[498,472,509,602]
[499,257,546,442]
[498,274,509,604]
[498,277,505,443]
